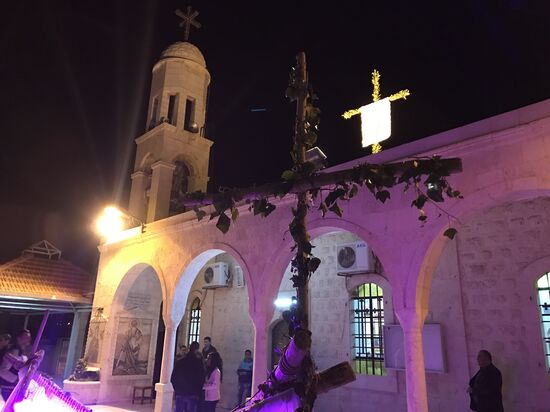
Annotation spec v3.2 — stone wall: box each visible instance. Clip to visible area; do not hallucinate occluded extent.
[177,253,254,410]
[98,267,163,402]
[448,197,550,412]
[274,231,407,412]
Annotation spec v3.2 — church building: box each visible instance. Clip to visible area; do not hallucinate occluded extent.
[81,31,550,412]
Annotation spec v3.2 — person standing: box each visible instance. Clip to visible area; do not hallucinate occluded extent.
[236,350,253,406]
[203,352,222,412]
[0,334,11,359]
[0,330,31,401]
[201,337,217,359]
[171,341,205,412]
[468,350,504,412]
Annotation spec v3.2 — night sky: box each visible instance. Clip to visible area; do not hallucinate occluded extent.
[1,1,550,271]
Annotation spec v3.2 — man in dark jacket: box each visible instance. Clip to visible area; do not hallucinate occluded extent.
[171,341,205,412]
[468,350,504,412]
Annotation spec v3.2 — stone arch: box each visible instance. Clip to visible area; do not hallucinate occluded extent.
[346,272,396,324]
[111,262,164,311]
[97,262,164,401]
[414,185,550,317]
[171,242,255,325]
[169,153,197,176]
[260,217,393,317]
[520,256,550,372]
[139,152,156,170]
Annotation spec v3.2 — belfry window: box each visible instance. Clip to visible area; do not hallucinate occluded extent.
[351,283,385,376]
[184,97,197,132]
[537,273,550,371]
[150,97,159,128]
[187,298,201,345]
[167,94,178,125]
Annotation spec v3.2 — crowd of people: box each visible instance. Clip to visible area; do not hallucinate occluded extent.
[171,336,253,412]
[0,326,504,411]
[0,329,32,401]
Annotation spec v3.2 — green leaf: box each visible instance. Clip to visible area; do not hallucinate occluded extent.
[348,184,359,199]
[318,202,328,217]
[324,188,347,207]
[308,257,321,273]
[193,206,207,221]
[216,213,231,234]
[281,170,296,181]
[412,194,428,210]
[231,207,239,222]
[443,228,457,240]
[427,189,444,202]
[329,202,343,217]
[375,190,391,203]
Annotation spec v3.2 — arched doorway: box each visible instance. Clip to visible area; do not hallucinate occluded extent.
[93,264,163,403]
[173,249,254,410]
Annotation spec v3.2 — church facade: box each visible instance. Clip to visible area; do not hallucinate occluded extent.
[84,38,550,412]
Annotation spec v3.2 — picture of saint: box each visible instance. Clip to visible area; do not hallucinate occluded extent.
[112,318,152,376]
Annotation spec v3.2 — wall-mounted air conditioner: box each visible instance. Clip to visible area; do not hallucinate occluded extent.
[336,241,378,275]
[202,262,230,289]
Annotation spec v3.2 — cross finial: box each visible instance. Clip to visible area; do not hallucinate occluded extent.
[175,6,201,42]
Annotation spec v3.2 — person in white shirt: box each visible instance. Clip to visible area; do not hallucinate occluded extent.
[203,351,222,412]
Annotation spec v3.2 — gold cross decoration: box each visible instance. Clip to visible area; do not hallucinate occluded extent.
[342,70,410,154]
[175,6,202,42]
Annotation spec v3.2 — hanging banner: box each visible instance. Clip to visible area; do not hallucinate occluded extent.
[359,97,391,148]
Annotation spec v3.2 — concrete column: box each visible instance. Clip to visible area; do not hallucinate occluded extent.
[63,311,91,379]
[251,311,271,393]
[396,309,428,412]
[147,161,176,223]
[154,319,177,412]
[128,171,149,222]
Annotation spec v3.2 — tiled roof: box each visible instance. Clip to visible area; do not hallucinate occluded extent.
[0,251,94,304]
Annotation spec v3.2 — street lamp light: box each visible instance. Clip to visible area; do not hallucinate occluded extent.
[95,206,144,241]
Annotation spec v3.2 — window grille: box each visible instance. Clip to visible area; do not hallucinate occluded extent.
[187,298,201,345]
[537,273,550,371]
[351,283,385,375]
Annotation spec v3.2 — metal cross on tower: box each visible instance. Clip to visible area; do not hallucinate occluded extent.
[175,6,201,42]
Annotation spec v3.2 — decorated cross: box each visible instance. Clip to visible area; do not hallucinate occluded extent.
[175,6,201,42]
[343,70,410,154]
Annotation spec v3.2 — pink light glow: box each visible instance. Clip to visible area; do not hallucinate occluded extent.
[13,377,91,412]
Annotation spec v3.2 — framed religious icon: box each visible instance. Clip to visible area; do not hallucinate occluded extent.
[112,317,153,376]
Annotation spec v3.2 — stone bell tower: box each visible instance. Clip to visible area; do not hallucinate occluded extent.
[128,11,212,223]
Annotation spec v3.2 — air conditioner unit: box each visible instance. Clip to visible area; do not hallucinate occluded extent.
[233,265,245,288]
[203,262,230,289]
[336,241,378,275]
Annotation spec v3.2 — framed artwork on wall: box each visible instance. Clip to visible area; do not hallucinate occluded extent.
[112,317,153,376]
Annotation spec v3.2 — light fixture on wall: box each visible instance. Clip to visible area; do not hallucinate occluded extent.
[95,206,144,241]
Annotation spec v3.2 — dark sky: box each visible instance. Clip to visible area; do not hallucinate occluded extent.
[1,0,550,271]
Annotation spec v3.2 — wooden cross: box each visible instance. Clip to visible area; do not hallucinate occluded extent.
[343,70,410,153]
[175,6,201,42]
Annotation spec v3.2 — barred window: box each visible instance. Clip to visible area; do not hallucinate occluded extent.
[537,273,550,371]
[351,283,385,376]
[187,298,201,345]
